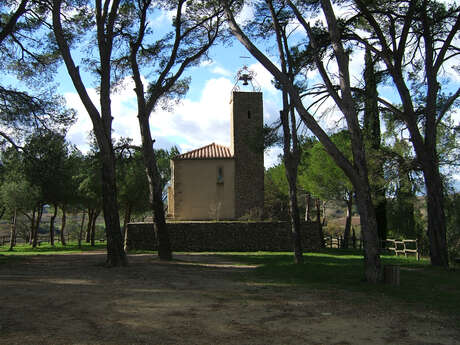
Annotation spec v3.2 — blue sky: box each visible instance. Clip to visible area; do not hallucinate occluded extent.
[60,35,287,167]
[56,4,459,186]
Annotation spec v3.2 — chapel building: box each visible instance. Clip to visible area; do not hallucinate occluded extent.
[167,90,264,220]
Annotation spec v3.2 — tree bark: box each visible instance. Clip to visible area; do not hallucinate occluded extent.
[90,209,99,247]
[123,204,132,252]
[353,0,456,267]
[225,0,382,281]
[49,204,57,246]
[86,208,93,243]
[286,155,303,263]
[52,0,127,267]
[422,157,449,266]
[8,208,17,251]
[78,211,86,248]
[354,184,381,282]
[315,198,325,248]
[60,205,67,245]
[139,116,172,260]
[32,205,43,248]
[129,19,172,260]
[363,47,387,245]
[305,193,312,222]
[29,208,35,245]
[343,193,353,249]
[267,0,303,264]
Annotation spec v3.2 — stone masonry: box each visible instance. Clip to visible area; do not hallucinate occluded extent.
[230,91,264,218]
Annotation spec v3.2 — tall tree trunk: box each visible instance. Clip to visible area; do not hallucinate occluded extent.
[86,208,94,243]
[422,159,448,266]
[305,193,312,222]
[138,115,172,260]
[90,210,99,247]
[343,193,353,249]
[354,184,381,282]
[322,201,327,227]
[123,204,132,252]
[99,152,127,265]
[266,0,303,264]
[60,205,67,245]
[285,156,303,264]
[52,0,127,267]
[315,198,325,248]
[363,47,387,246]
[29,208,36,245]
[49,204,58,246]
[78,211,86,248]
[32,205,43,248]
[8,208,17,251]
[225,0,382,281]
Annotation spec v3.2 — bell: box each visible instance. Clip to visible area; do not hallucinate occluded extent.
[239,73,250,85]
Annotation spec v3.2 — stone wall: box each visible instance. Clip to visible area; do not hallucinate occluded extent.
[126,221,322,252]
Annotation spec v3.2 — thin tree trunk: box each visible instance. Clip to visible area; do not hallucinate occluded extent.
[52,0,127,267]
[266,0,303,264]
[343,193,353,249]
[29,208,36,245]
[225,0,382,281]
[86,208,93,243]
[138,115,172,260]
[60,205,67,245]
[286,157,303,263]
[363,47,387,246]
[99,153,127,265]
[322,201,327,227]
[316,198,325,248]
[305,193,312,222]
[352,226,357,249]
[78,211,86,248]
[8,208,17,251]
[123,204,132,252]
[90,210,99,247]
[49,204,57,246]
[32,205,43,248]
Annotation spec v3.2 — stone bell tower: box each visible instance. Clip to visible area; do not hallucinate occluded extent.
[230,66,264,218]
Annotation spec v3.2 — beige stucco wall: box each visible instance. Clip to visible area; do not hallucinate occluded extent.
[170,159,235,220]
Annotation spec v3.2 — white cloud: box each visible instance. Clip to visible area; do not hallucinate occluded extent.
[248,62,278,95]
[150,9,175,29]
[265,146,283,168]
[236,3,255,25]
[211,65,232,77]
[64,77,142,153]
[65,75,282,167]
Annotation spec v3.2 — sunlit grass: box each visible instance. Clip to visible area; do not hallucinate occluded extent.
[0,241,106,256]
[222,249,459,317]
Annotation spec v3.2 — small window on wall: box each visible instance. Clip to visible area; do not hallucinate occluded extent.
[217,166,224,184]
[248,110,251,119]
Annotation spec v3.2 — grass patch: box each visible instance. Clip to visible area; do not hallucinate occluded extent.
[222,249,460,317]
[0,241,106,257]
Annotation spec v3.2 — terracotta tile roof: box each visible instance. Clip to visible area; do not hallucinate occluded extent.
[173,143,233,160]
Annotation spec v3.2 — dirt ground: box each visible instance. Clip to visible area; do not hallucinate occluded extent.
[0,252,458,345]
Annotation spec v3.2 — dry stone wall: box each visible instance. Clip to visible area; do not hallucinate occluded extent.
[126,221,322,252]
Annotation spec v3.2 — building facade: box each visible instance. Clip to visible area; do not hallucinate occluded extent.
[167,91,264,220]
